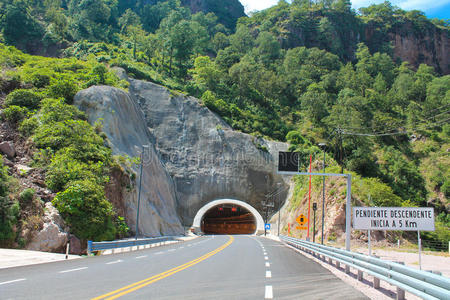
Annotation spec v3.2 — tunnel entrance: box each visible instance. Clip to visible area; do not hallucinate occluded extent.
[201,204,256,235]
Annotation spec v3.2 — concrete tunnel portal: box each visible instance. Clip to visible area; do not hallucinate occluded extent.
[192,199,265,235]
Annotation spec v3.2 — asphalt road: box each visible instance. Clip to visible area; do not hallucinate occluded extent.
[0,235,368,299]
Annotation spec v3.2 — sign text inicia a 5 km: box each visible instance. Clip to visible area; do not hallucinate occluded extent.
[353,207,435,231]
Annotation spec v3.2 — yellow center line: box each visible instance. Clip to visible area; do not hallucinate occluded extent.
[92,235,234,300]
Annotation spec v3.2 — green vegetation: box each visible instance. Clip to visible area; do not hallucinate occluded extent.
[0,0,448,246]
[0,156,19,247]
[0,44,129,242]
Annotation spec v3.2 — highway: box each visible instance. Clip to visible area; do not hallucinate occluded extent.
[0,235,367,299]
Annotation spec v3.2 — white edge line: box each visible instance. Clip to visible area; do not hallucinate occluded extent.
[0,278,26,285]
[265,285,273,299]
[59,267,88,273]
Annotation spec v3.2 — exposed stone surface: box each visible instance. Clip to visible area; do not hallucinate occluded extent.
[27,203,69,252]
[0,141,15,158]
[69,235,82,255]
[74,86,184,237]
[126,76,289,226]
[16,164,33,176]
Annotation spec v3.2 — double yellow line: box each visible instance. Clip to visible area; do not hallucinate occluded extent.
[92,235,234,300]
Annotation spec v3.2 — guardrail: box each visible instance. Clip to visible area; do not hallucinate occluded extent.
[88,236,179,255]
[280,236,450,300]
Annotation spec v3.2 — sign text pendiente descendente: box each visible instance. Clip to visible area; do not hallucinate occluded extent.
[355,209,433,219]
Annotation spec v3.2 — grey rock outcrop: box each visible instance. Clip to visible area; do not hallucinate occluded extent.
[126,77,289,226]
[74,86,183,237]
[27,203,68,252]
[0,141,15,158]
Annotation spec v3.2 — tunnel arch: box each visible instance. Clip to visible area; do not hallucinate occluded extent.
[192,199,265,235]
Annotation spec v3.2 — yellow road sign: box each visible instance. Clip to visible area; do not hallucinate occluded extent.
[296,214,308,226]
[296,226,307,230]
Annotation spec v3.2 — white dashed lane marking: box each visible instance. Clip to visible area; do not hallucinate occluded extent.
[136,255,147,259]
[0,278,26,286]
[266,271,272,278]
[168,249,176,252]
[265,262,270,267]
[155,251,164,255]
[106,260,123,265]
[59,267,88,273]
[264,256,268,260]
[265,285,273,299]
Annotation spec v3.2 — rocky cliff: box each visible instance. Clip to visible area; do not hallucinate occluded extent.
[74,69,290,230]
[74,86,184,237]
[124,73,289,226]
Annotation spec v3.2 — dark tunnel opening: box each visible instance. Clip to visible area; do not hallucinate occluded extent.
[201,204,257,235]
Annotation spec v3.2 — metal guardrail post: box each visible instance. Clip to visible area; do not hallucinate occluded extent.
[87,241,92,256]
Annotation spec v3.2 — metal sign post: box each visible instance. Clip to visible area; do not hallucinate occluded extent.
[313,203,317,243]
[418,231,422,270]
[278,170,352,251]
[368,229,371,256]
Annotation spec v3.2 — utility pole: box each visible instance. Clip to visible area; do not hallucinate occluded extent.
[318,143,326,244]
[135,145,149,240]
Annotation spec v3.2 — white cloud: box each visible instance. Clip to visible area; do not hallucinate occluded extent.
[239,0,450,14]
[351,0,450,11]
[240,0,279,13]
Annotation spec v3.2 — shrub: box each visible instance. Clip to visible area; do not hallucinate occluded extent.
[39,98,85,124]
[31,73,51,88]
[0,156,19,246]
[52,179,116,241]
[19,188,35,204]
[47,78,78,104]
[5,89,42,109]
[2,105,29,124]
[45,151,105,192]
[18,117,39,136]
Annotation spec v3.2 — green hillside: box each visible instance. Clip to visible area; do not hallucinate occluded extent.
[0,0,448,248]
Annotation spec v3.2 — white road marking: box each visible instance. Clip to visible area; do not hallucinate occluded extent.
[265,262,270,267]
[264,256,268,260]
[179,247,184,249]
[0,278,26,286]
[187,244,192,247]
[106,260,123,265]
[263,252,267,255]
[155,251,164,255]
[136,255,147,259]
[168,249,176,252]
[266,271,272,278]
[59,267,88,273]
[265,285,273,299]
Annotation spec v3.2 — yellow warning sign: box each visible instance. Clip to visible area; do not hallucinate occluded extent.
[296,226,307,230]
[296,214,308,226]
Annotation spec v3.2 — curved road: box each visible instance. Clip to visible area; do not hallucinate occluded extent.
[0,235,367,299]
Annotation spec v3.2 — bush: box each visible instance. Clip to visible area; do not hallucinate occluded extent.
[31,73,51,88]
[442,180,450,198]
[5,89,42,109]
[47,79,78,104]
[18,117,39,136]
[0,156,19,246]
[2,105,29,124]
[45,150,106,192]
[19,188,35,204]
[52,179,116,241]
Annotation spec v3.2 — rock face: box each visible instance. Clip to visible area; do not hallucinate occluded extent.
[0,141,15,158]
[74,86,184,237]
[389,23,450,75]
[126,76,289,226]
[27,203,68,252]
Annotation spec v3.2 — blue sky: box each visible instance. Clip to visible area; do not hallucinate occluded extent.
[239,0,450,19]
